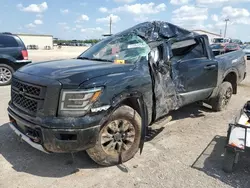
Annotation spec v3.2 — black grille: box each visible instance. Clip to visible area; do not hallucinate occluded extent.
[12,79,41,97]
[12,92,38,113]
[11,79,45,115]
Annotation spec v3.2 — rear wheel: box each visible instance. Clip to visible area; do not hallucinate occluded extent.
[211,82,233,111]
[0,64,14,86]
[87,105,141,166]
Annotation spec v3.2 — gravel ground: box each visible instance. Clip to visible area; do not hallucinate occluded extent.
[0,50,250,188]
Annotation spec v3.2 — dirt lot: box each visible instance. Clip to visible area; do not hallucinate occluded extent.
[1,50,250,188]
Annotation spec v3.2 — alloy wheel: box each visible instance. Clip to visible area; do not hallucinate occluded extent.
[0,67,12,84]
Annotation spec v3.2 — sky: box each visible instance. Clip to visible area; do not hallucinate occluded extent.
[0,0,250,41]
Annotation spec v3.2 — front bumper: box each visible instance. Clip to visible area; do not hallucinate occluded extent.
[8,106,101,153]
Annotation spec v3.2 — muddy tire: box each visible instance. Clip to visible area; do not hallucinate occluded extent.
[222,149,237,173]
[87,105,141,166]
[0,64,14,86]
[211,82,233,112]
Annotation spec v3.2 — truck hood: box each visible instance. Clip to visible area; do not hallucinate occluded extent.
[17,59,134,85]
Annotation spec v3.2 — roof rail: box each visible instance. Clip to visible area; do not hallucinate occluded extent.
[1,32,12,35]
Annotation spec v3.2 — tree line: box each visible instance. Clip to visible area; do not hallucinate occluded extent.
[54,39,101,44]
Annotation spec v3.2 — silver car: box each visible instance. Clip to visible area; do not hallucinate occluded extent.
[243,45,250,60]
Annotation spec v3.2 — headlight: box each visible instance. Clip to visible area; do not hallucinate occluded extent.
[58,88,102,116]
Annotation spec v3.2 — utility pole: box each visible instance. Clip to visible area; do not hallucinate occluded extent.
[224,18,229,38]
[109,16,112,35]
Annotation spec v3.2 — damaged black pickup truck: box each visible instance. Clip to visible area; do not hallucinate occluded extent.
[8,22,246,166]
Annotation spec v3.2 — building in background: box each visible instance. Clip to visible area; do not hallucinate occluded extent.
[15,33,53,50]
[192,30,221,44]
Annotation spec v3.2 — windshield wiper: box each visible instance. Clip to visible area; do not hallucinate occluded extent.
[77,56,112,62]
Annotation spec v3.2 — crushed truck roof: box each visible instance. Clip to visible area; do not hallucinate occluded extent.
[116,21,198,41]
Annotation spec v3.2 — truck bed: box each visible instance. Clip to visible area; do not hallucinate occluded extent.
[215,50,246,84]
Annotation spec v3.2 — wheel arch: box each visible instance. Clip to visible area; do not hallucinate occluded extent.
[0,58,15,69]
[109,92,149,154]
[223,71,237,94]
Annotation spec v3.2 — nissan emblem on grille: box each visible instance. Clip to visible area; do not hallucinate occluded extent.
[18,87,26,97]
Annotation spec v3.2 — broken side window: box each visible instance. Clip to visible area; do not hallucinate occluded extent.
[171,38,207,62]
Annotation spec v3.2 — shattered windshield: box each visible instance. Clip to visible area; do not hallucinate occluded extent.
[79,34,150,64]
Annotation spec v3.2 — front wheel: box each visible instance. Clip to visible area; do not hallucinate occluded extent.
[211,81,233,112]
[87,105,142,166]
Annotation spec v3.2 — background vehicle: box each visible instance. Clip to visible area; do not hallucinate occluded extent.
[212,37,230,45]
[230,39,243,45]
[7,22,247,166]
[210,44,225,56]
[0,33,31,85]
[224,43,241,53]
[243,45,250,60]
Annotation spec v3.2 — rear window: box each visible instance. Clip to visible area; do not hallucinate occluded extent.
[226,45,237,49]
[0,35,19,47]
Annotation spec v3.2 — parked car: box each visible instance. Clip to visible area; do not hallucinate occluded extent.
[0,33,31,86]
[224,43,241,53]
[212,37,230,44]
[230,39,243,45]
[243,45,250,60]
[8,21,247,166]
[210,44,225,56]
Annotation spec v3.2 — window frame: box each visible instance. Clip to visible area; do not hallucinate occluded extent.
[170,37,209,62]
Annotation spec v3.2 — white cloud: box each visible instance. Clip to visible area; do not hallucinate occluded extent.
[17,2,48,13]
[134,16,149,22]
[72,28,77,31]
[81,27,103,32]
[58,22,67,25]
[76,25,82,28]
[60,9,69,14]
[75,14,89,23]
[36,14,43,18]
[172,6,208,29]
[64,26,70,30]
[112,3,166,15]
[99,7,108,13]
[114,0,136,3]
[34,19,43,25]
[211,14,219,22]
[196,0,250,5]
[96,14,121,23]
[170,0,189,5]
[210,7,250,26]
[222,6,250,18]
[25,23,36,28]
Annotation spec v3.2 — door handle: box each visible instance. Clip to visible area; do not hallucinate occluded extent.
[204,64,216,70]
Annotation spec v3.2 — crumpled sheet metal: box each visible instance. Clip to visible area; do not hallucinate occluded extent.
[119,21,198,119]
[148,42,182,120]
[118,21,197,42]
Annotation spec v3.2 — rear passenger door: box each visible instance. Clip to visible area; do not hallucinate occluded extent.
[171,36,218,105]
